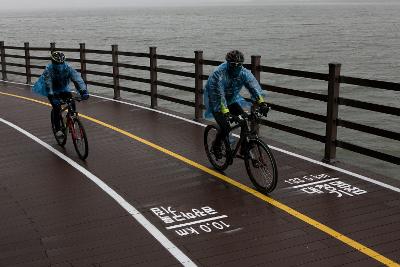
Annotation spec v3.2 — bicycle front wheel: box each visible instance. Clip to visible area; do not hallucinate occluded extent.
[50,109,67,146]
[71,117,89,160]
[204,125,231,171]
[244,140,278,193]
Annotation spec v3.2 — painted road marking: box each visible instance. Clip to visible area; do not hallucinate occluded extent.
[292,177,339,188]
[2,81,399,193]
[150,205,231,236]
[0,117,197,267]
[1,91,399,266]
[165,215,229,230]
[286,173,368,198]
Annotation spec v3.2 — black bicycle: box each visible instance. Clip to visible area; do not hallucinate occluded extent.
[204,101,278,193]
[50,96,89,160]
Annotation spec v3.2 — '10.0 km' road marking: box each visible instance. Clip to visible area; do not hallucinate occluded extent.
[151,206,231,237]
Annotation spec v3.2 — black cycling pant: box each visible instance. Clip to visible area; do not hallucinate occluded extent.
[48,92,74,131]
[213,102,245,146]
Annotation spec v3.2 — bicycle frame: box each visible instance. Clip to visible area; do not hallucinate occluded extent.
[228,106,263,159]
[59,98,80,137]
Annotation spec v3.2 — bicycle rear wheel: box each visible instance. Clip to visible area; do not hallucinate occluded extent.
[204,125,231,171]
[50,109,67,146]
[244,140,278,193]
[71,117,89,160]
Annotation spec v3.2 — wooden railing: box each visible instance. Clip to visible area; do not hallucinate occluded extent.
[0,41,399,165]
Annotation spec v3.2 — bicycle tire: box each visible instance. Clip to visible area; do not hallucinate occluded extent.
[244,140,278,193]
[71,117,89,160]
[50,109,67,146]
[204,125,231,171]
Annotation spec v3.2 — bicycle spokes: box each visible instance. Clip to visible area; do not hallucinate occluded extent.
[71,118,88,160]
[204,125,231,171]
[245,141,278,193]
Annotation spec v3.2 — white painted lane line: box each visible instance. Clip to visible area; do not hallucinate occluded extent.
[0,117,197,267]
[2,80,399,193]
[166,215,229,230]
[291,178,340,189]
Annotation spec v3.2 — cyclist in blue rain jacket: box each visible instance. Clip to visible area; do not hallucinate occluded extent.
[33,51,89,138]
[204,50,270,158]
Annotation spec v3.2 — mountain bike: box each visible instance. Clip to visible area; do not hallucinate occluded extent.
[50,96,89,160]
[204,101,278,193]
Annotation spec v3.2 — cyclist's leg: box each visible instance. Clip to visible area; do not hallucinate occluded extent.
[48,95,62,131]
[213,111,230,147]
[228,102,246,153]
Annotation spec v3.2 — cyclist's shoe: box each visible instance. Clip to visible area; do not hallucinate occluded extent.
[55,130,65,139]
[212,143,223,160]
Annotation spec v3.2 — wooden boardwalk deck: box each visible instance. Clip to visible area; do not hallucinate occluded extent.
[0,81,399,267]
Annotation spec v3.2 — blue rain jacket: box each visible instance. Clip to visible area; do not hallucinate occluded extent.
[32,63,87,97]
[204,62,265,118]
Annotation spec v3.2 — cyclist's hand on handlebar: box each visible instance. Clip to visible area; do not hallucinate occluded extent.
[259,102,270,116]
[223,111,233,122]
[80,91,89,100]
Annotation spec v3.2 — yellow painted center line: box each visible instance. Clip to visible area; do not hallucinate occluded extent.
[1,91,399,267]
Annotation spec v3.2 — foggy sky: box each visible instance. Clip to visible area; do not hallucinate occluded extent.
[0,0,394,10]
[1,0,250,10]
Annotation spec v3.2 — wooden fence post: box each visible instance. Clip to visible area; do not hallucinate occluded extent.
[24,42,31,84]
[0,41,6,81]
[194,50,204,121]
[323,63,341,163]
[251,55,261,83]
[79,43,87,83]
[112,44,120,100]
[150,47,157,109]
[50,42,56,52]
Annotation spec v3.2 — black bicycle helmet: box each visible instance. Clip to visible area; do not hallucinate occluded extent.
[51,51,65,64]
[225,50,244,64]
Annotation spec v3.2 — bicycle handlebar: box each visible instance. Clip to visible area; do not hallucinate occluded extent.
[58,96,82,105]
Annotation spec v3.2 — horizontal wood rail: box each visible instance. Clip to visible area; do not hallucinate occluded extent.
[56,48,80,53]
[338,97,400,116]
[268,103,326,123]
[118,63,150,71]
[1,41,398,165]
[118,51,149,58]
[157,54,194,63]
[261,83,328,102]
[337,140,400,165]
[119,85,151,96]
[29,47,51,51]
[260,65,329,81]
[261,119,326,143]
[156,67,195,78]
[5,62,26,68]
[340,76,400,91]
[157,93,195,107]
[157,81,194,92]
[337,119,400,141]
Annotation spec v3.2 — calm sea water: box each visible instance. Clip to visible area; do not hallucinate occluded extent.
[1,4,399,179]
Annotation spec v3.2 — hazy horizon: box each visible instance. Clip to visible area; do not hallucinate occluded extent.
[1,0,398,11]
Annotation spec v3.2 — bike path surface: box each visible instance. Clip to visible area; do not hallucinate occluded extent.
[0,82,399,266]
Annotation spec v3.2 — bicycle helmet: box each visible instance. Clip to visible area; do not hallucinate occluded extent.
[51,51,65,64]
[225,50,244,64]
